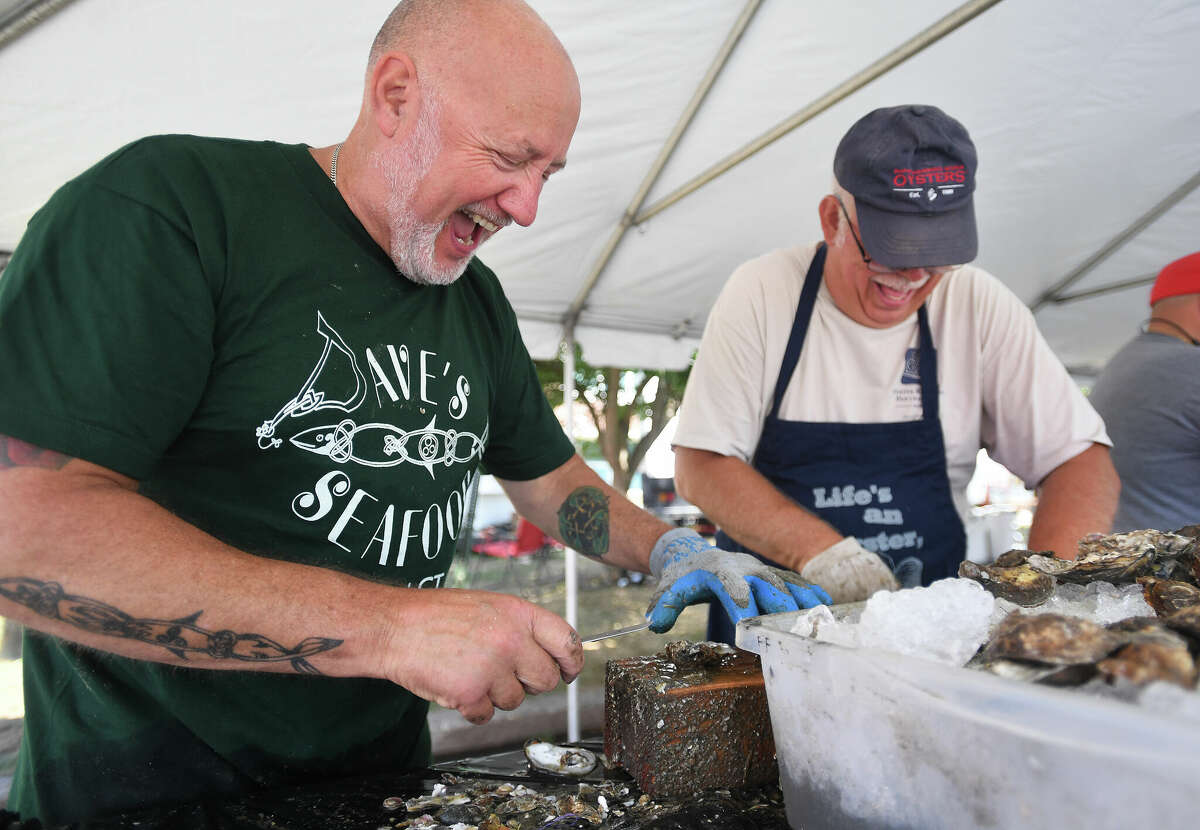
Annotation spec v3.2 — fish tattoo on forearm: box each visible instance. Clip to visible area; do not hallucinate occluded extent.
[0,577,342,674]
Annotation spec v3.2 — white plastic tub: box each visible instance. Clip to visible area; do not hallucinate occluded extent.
[737,610,1200,830]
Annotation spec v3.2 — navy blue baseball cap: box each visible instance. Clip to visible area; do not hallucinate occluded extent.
[833,105,978,268]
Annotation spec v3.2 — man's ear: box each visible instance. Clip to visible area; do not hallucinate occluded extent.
[370,52,420,139]
[818,195,841,245]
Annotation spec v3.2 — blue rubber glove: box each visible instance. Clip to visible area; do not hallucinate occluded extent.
[645,528,832,633]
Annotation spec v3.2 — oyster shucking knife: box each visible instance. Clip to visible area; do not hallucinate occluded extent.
[581,621,650,644]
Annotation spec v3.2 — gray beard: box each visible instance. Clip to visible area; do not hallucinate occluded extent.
[376,96,471,286]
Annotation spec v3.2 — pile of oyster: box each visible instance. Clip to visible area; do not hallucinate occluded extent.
[385,775,787,829]
[390,779,612,828]
[959,527,1200,693]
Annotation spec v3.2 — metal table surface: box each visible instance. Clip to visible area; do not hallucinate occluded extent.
[0,740,789,829]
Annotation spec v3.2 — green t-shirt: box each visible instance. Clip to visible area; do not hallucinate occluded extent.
[0,135,575,822]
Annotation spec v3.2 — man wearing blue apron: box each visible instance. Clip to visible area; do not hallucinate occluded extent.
[668,105,1118,643]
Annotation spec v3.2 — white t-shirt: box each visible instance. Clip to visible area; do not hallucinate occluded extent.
[673,242,1110,522]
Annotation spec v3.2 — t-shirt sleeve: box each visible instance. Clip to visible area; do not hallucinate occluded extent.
[974,273,1110,487]
[476,281,574,481]
[673,257,778,462]
[0,173,216,479]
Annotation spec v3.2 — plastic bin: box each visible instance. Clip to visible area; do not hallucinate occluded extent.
[737,609,1200,830]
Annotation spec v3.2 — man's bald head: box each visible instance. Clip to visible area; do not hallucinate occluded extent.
[367,0,575,92]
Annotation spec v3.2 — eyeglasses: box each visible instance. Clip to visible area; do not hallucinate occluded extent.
[835,197,957,277]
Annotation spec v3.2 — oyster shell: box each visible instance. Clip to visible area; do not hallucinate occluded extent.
[436,802,488,824]
[1077,529,1195,560]
[663,639,736,670]
[1171,524,1200,540]
[523,740,597,776]
[405,791,470,812]
[1162,604,1200,642]
[959,559,1054,606]
[982,612,1121,665]
[1136,576,1200,616]
[1105,616,1191,650]
[1167,526,1200,585]
[1022,530,1195,586]
[969,654,1096,686]
[993,548,1051,567]
[1096,641,1198,688]
[1023,553,1078,578]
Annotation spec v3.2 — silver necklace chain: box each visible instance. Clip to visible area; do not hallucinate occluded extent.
[329,143,343,185]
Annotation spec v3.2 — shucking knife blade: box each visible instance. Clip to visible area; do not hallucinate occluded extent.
[581,621,650,644]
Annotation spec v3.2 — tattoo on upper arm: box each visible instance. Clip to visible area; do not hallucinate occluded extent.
[0,436,71,470]
[0,577,342,675]
[557,486,610,558]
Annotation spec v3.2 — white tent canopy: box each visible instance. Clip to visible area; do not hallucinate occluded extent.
[3,0,1199,375]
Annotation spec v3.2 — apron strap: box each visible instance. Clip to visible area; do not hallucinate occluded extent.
[916,304,939,422]
[768,243,826,419]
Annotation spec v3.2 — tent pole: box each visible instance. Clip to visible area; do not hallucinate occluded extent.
[0,0,78,51]
[563,327,580,742]
[1047,273,1157,305]
[1031,168,1200,312]
[563,0,764,331]
[634,0,1004,225]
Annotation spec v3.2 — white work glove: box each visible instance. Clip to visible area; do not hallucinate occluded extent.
[645,528,832,632]
[799,537,900,604]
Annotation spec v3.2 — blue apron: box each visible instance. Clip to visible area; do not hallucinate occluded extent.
[707,243,966,644]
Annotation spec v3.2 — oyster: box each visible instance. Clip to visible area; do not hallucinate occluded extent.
[1106,616,1191,650]
[1023,553,1078,578]
[524,740,597,776]
[1163,604,1200,642]
[437,802,488,824]
[663,639,736,669]
[1077,529,1195,560]
[1171,524,1200,540]
[1165,527,1200,585]
[958,559,1054,606]
[1027,549,1152,585]
[1022,530,1192,585]
[405,791,470,812]
[538,816,595,829]
[969,654,1096,686]
[1096,641,1198,688]
[1136,576,1200,616]
[993,548,1052,567]
[982,612,1121,665]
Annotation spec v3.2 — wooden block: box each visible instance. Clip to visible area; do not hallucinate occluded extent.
[603,641,777,797]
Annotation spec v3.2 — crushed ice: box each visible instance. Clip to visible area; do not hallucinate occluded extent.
[793,579,996,666]
[989,580,1154,626]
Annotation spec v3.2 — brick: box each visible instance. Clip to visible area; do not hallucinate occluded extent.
[603,642,776,797]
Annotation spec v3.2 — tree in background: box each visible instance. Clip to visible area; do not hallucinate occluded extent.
[535,345,691,495]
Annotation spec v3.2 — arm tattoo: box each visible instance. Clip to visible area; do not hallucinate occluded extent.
[0,577,342,675]
[0,436,71,470]
[557,486,610,558]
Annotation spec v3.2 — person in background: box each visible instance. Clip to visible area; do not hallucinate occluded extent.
[671,104,1119,643]
[1089,251,1200,532]
[0,0,828,821]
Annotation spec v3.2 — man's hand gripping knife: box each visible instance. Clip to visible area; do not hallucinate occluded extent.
[798,537,901,605]
[645,528,833,633]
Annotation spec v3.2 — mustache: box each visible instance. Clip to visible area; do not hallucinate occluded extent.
[871,272,931,291]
